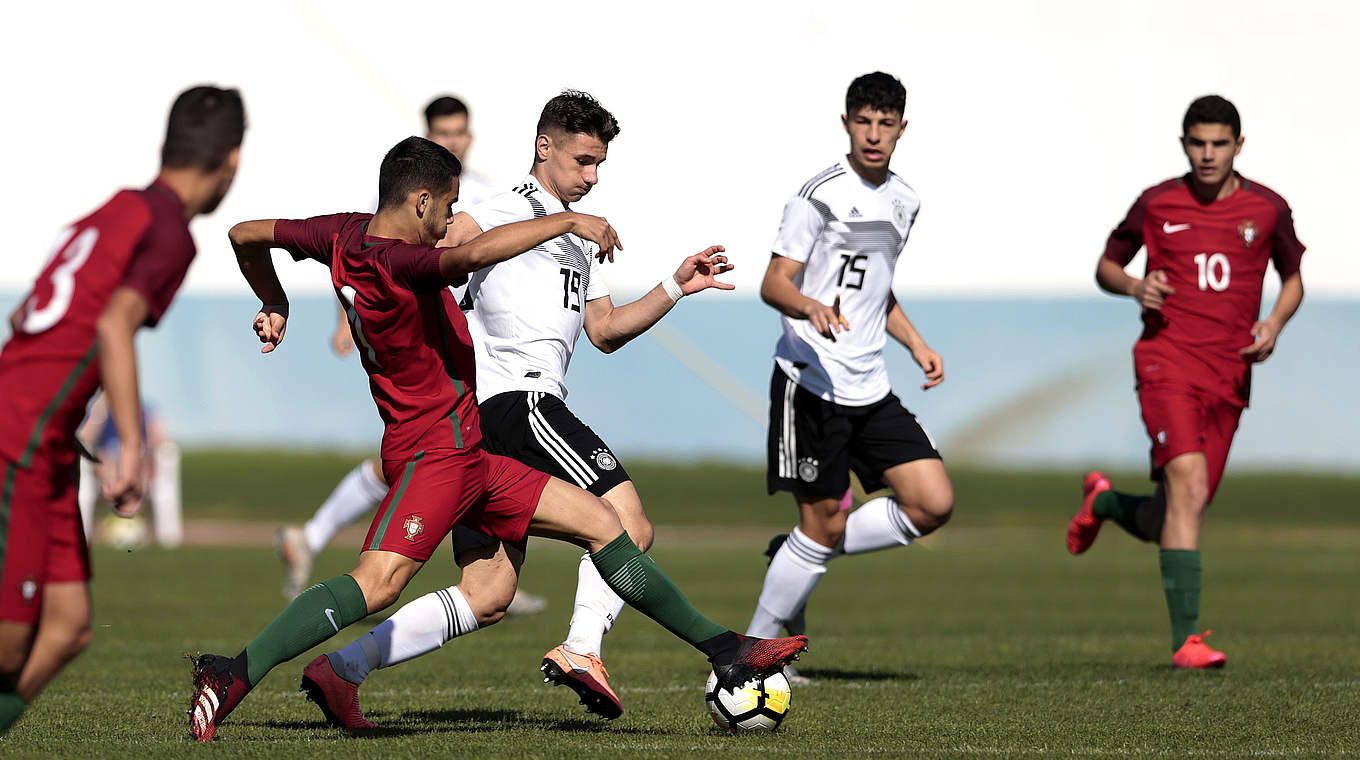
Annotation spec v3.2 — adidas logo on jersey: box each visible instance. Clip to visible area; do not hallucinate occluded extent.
[848,206,862,218]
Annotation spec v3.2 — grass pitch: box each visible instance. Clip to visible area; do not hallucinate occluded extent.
[3,454,1358,758]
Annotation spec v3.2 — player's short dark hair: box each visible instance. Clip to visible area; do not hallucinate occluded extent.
[846,72,906,117]
[160,85,246,171]
[536,90,621,144]
[376,136,462,210]
[424,95,469,129]
[1183,95,1241,138]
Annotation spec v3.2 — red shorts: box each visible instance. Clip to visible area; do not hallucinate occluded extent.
[1136,381,1243,502]
[365,448,550,561]
[0,454,91,624]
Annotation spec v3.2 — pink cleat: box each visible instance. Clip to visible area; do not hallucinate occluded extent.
[1067,471,1111,555]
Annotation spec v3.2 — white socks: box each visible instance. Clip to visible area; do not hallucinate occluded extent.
[563,553,626,656]
[327,586,478,684]
[842,496,921,554]
[745,527,836,638]
[305,460,387,554]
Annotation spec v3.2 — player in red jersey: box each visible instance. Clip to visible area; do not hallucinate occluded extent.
[187,137,807,741]
[1066,96,1305,668]
[0,86,245,735]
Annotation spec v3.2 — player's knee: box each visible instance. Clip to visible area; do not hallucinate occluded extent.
[359,577,406,613]
[59,622,94,661]
[912,493,954,533]
[0,647,28,680]
[627,517,655,553]
[800,510,847,548]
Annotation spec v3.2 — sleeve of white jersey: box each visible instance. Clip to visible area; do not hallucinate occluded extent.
[770,195,826,264]
[585,252,610,301]
[464,191,532,232]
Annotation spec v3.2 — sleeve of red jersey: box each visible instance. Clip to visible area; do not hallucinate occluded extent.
[273,214,353,265]
[384,244,447,292]
[1269,202,1306,278]
[1103,195,1147,266]
[118,212,196,327]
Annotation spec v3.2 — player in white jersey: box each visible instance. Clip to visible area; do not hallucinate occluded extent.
[296,91,734,725]
[745,73,955,666]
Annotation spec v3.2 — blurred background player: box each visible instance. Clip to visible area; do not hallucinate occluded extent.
[310,90,734,723]
[189,137,804,741]
[0,85,244,735]
[1066,95,1306,668]
[77,396,182,549]
[745,73,955,672]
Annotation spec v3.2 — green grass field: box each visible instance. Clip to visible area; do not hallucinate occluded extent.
[4,453,1359,758]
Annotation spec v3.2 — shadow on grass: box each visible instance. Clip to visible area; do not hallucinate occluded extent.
[794,667,918,681]
[242,707,667,737]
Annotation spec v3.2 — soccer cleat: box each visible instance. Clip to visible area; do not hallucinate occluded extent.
[506,588,548,617]
[300,654,376,729]
[275,525,313,599]
[783,664,812,684]
[763,533,789,563]
[540,645,623,720]
[187,654,251,742]
[1066,471,1112,555]
[711,634,809,690]
[1173,629,1227,669]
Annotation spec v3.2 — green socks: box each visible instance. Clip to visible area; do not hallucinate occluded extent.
[1160,549,1201,652]
[0,690,25,735]
[238,574,369,686]
[1094,490,1155,541]
[591,532,729,649]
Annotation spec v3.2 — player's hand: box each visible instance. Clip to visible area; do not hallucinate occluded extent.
[803,294,850,341]
[102,445,145,517]
[912,344,945,390]
[253,303,289,354]
[331,321,355,357]
[674,246,735,295]
[1239,318,1280,363]
[568,213,623,263]
[1132,270,1175,310]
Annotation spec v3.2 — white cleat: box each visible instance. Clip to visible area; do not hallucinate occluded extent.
[274,525,313,600]
[506,588,548,617]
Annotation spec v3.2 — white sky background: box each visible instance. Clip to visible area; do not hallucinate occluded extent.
[2,0,1356,298]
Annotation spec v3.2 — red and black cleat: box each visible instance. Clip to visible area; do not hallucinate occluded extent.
[1067,471,1112,555]
[188,654,251,742]
[300,654,376,729]
[711,634,809,690]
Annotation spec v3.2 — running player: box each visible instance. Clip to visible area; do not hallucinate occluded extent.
[0,86,245,735]
[1066,95,1305,668]
[305,90,734,724]
[187,136,805,741]
[745,72,954,657]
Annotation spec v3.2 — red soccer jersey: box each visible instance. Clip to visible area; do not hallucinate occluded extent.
[0,181,196,468]
[274,214,481,462]
[1104,173,1305,405]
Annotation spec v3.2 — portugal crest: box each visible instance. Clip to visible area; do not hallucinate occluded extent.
[1238,220,1258,248]
[402,515,425,541]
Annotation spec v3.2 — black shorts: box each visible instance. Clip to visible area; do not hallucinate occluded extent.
[766,365,941,499]
[453,390,629,554]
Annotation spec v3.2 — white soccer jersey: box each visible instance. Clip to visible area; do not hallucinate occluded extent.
[461,175,609,401]
[453,168,495,212]
[772,160,921,406]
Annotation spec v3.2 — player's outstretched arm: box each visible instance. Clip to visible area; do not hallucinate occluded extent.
[229,220,290,353]
[760,254,849,340]
[886,293,944,390]
[584,246,734,353]
[437,212,621,281]
[1240,270,1304,363]
[94,287,152,515]
[1096,255,1174,310]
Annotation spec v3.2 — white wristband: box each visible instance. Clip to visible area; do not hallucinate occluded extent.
[661,276,685,303]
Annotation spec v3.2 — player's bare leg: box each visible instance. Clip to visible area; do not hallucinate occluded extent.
[14,583,92,702]
[529,477,806,689]
[0,622,36,733]
[1158,452,1224,668]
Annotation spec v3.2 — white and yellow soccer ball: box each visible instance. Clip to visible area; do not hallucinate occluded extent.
[99,513,149,551]
[705,670,792,731]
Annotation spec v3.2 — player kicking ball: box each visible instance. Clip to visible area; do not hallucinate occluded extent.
[745,72,954,663]
[187,136,805,741]
[0,86,245,735]
[1066,95,1305,668]
[303,90,735,724]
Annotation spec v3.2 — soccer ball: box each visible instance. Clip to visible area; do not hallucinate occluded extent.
[705,670,792,731]
[99,514,149,551]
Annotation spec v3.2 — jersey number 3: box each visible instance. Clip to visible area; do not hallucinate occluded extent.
[20,227,100,334]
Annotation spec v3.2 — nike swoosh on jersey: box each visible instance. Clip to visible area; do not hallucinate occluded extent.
[1163,222,1192,234]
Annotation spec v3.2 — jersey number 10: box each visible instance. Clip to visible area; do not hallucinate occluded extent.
[1194,252,1231,292]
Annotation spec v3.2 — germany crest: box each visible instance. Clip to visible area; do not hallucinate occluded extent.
[1238,220,1258,247]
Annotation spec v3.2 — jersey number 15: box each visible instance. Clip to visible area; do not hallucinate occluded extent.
[837,254,868,290]
[560,268,582,311]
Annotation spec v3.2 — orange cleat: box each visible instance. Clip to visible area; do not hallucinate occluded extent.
[1067,471,1112,555]
[300,654,376,729]
[541,645,623,720]
[1173,629,1227,669]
